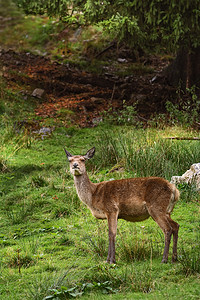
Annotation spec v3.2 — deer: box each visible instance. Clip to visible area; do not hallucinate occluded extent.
[64,147,180,264]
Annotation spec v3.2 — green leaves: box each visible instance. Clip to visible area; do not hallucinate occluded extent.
[14,0,200,50]
[101,13,145,48]
[44,281,118,299]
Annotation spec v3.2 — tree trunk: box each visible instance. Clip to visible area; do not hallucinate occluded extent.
[166,47,200,95]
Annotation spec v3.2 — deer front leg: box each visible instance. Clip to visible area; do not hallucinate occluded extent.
[106,212,118,264]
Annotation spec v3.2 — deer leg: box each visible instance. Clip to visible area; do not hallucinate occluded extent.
[146,207,173,263]
[106,212,118,264]
[168,217,179,262]
[162,227,173,263]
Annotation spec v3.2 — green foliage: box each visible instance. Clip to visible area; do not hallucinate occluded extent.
[44,281,118,299]
[166,86,200,126]
[100,13,145,48]
[102,102,138,126]
[15,0,85,20]
[14,0,200,50]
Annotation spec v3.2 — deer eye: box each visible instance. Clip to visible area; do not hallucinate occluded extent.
[80,157,85,161]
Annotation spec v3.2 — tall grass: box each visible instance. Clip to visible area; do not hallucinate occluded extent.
[179,231,200,276]
[95,127,200,180]
[117,228,162,262]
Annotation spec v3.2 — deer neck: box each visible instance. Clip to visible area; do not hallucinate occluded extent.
[74,173,95,208]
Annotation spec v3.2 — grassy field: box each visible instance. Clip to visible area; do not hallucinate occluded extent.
[0,1,200,299]
[0,82,200,299]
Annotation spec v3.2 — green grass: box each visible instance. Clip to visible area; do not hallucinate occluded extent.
[0,3,200,297]
[0,82,200,299]
[0,0,64,54]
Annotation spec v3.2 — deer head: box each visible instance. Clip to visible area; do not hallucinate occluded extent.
[64,147,95,176]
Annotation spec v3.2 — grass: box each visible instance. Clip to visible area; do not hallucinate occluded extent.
[0,81,200,299]
[94,126,200,179]
[0,2,200,298]
[0,0,65,54]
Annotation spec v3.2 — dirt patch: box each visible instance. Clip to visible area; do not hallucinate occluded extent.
[0,49,176,127]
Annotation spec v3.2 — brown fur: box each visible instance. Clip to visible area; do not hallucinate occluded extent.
[64,148,180,264]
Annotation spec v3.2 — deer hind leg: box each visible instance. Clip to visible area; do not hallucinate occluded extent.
[147,207,175,263]
[167,217,179,262]
[106,212,118,264]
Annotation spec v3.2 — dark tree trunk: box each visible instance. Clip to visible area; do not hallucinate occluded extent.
[166,47,200,95]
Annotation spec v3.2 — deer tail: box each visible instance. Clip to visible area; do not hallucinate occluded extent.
[167,184,180,214]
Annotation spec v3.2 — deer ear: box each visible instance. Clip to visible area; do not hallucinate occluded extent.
[84,147,95,160]
[64,148,73,160]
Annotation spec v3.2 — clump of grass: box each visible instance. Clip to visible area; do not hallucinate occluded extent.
[42,263,154,299]
[57,235,74,246]
[6,208,28,225]
[80,222,107,259]
[53,205,74,218]
[117,229,162,263]
[25,272,63,300]
[31,175,49,188]
[5,247,36,269]
[19,235,41,255]
[179,244,200,276]
[94,127,200,179]
[83,263,154,294]
[6,200,35,225]
[82,234,107,259]
[178,183,200,203]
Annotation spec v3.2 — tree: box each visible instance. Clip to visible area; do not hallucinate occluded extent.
[15,0,200,92]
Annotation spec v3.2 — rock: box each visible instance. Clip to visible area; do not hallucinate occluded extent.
[171,163,200,191]
[118,58,128,63]
[31,88,45,99]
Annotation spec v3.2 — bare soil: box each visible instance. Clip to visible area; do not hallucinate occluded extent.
[0,49,176,127]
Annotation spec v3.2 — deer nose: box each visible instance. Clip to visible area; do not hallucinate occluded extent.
[73,163,78,168]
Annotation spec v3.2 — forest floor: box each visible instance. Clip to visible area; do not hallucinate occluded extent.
[0,0,176,128]
[0,48,176,128]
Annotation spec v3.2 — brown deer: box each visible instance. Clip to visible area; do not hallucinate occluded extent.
[64,147,180,264]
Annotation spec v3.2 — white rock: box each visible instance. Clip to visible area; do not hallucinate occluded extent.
[171,163,200,191]
[117,58,128,63]
[31,88,45,99]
